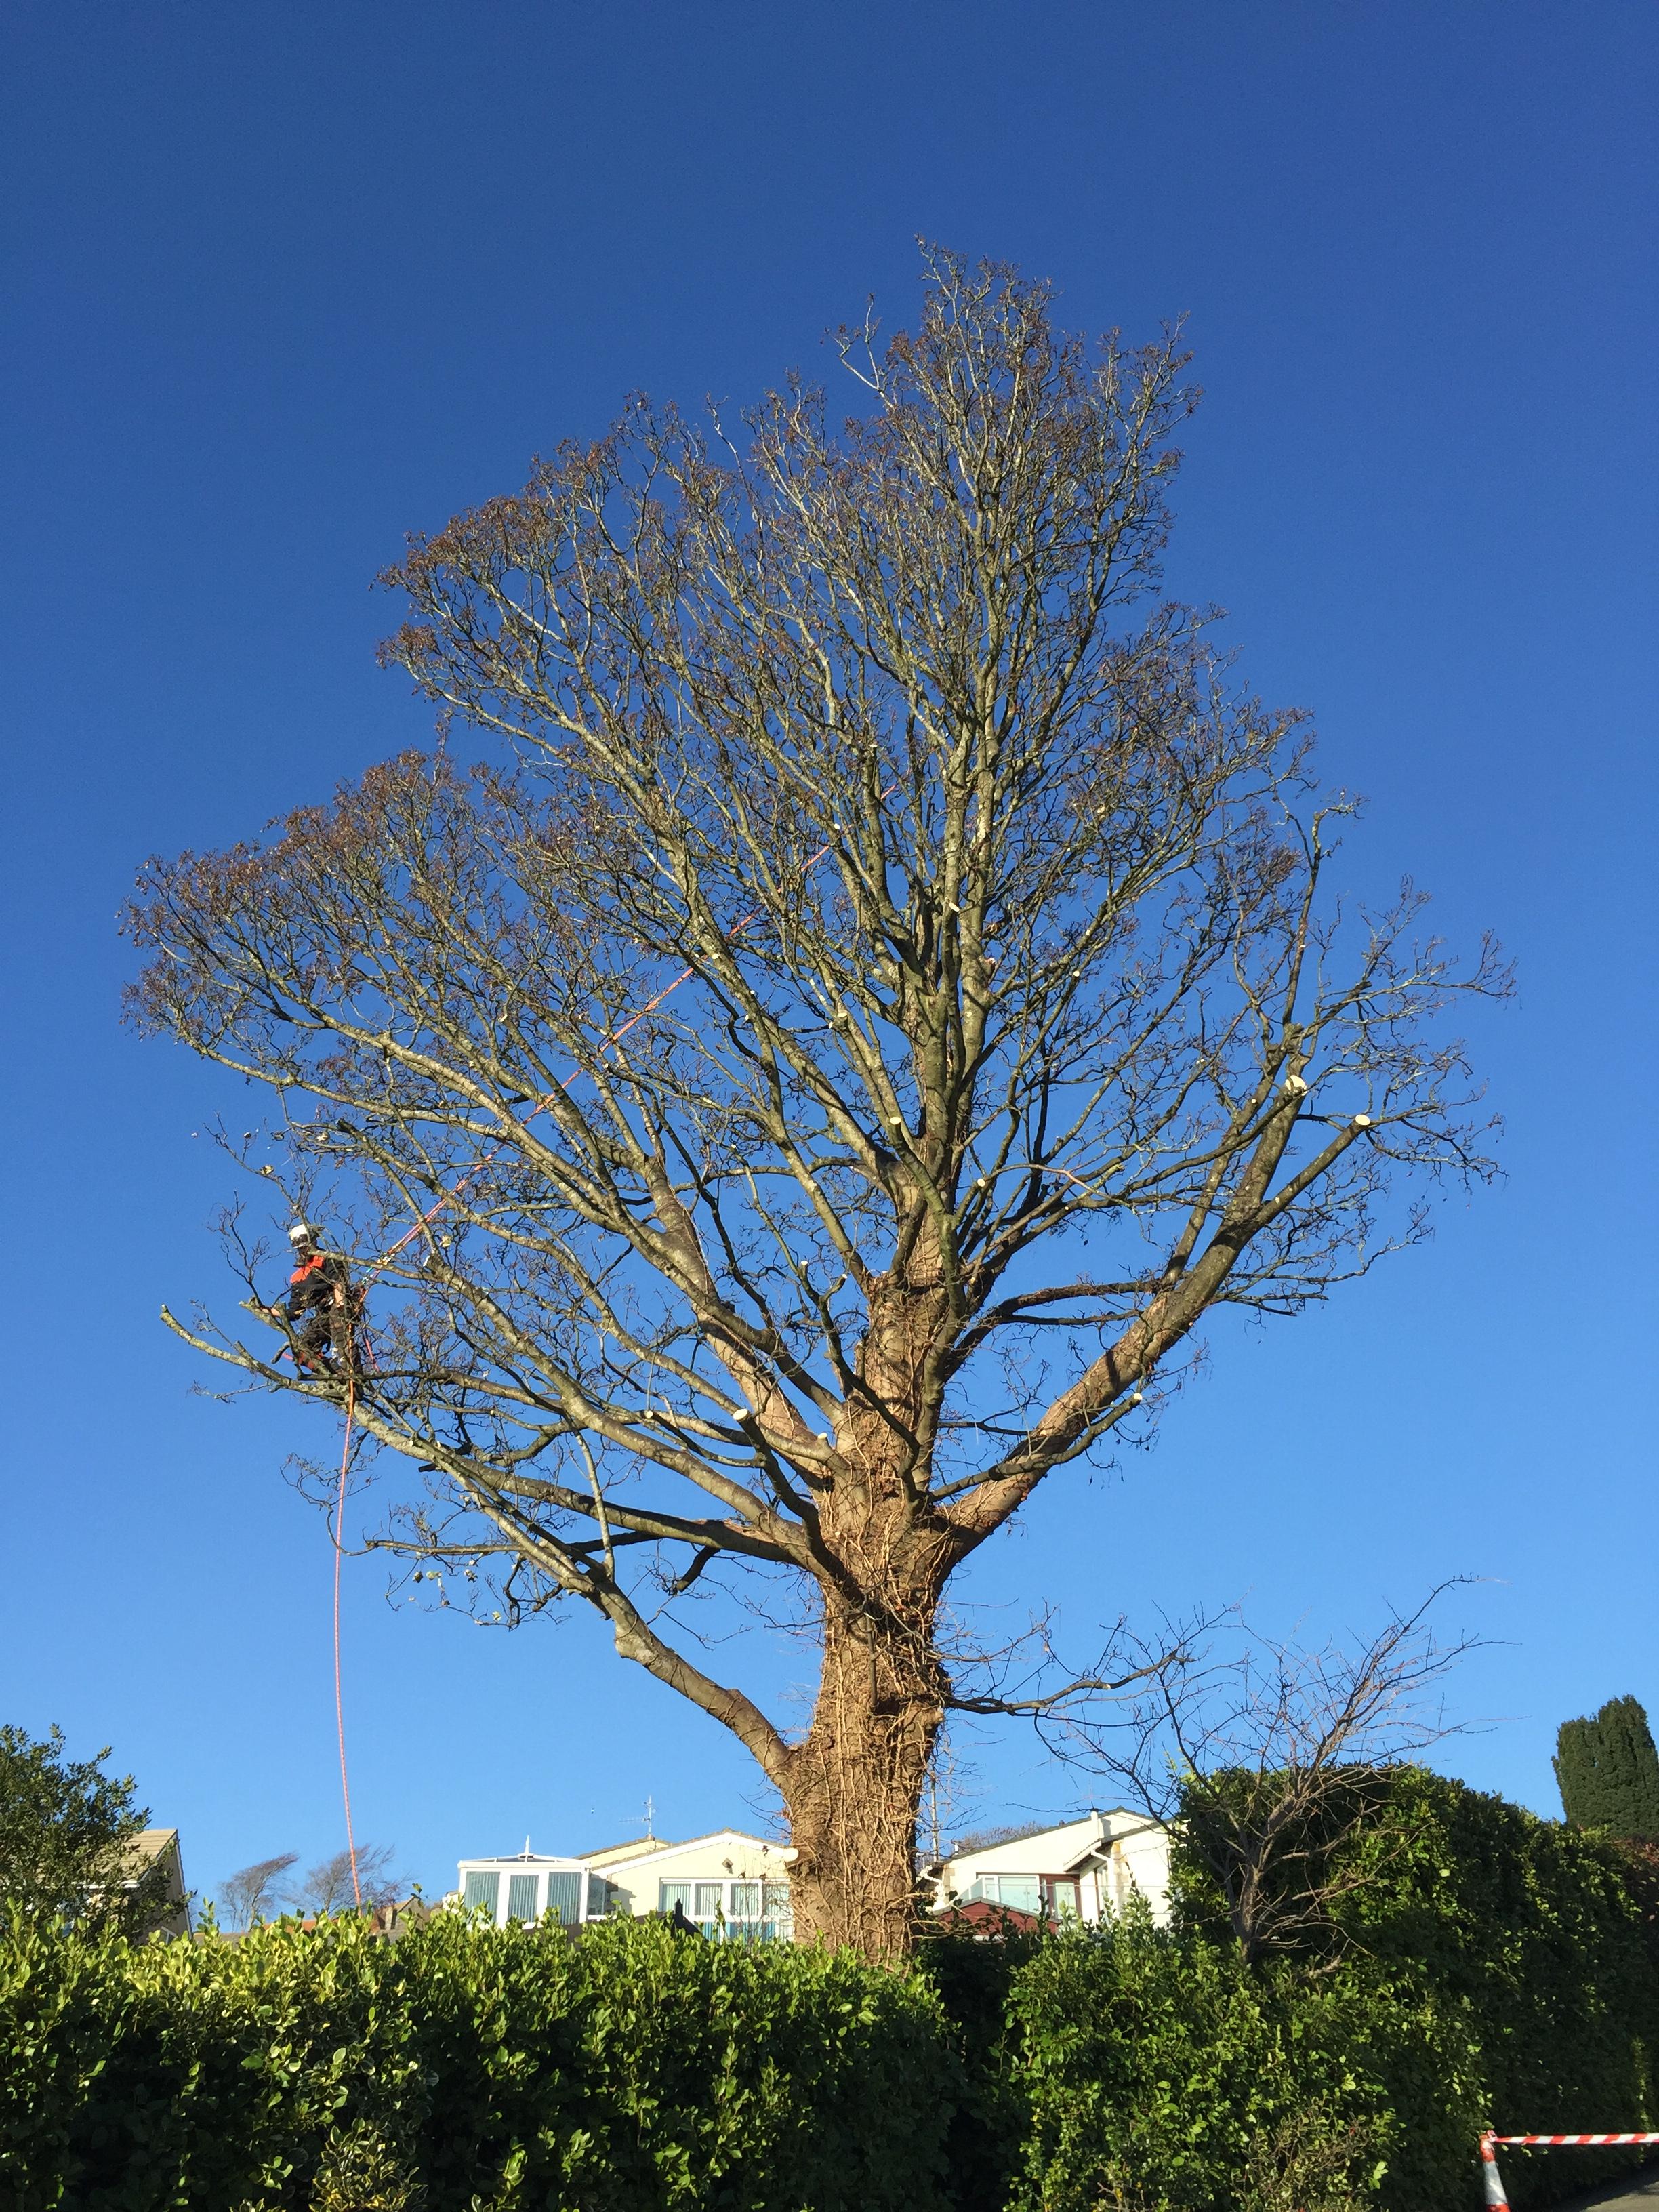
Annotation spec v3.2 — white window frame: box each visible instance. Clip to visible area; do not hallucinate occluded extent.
[459,1861,593,1929]
[657,1875,793,1940]
[966,1872,1054,1915]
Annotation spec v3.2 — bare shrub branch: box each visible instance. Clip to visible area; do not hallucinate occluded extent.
[1038,1580,1487,1962]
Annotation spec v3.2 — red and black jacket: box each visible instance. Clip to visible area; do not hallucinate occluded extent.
[286,1248,348,1322]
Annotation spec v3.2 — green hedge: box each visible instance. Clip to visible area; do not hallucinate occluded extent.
[0,1908,956,2211]
[5,1771,1656,2212]
[1004,1769,1659,2212]
[919,1919,1042,2212]
[1341,1771,1659,2207]
[1006,1912,1452,2212]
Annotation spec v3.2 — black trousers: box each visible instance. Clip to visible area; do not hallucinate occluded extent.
[291,1303,350,1370]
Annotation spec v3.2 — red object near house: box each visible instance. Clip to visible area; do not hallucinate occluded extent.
[935,1896,1044,1938]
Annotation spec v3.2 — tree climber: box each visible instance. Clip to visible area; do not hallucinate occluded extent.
[278,1222,359,1375]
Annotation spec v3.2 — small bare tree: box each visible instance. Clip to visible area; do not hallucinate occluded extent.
[1042,1586,1482,1963]
[293,1843,403,1916]
[216,1851,298,1933]
[127,250,1504,1957]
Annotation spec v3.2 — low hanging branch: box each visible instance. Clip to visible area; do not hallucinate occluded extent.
[126,247,1507,1957]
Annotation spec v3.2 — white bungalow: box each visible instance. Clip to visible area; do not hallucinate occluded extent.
[455,1826,795,1940]
[928,1809,1172,1926]
[597,1828,795,1939]
[455,1845,609,1928]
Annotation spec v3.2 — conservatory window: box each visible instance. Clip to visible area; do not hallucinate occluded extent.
[657,1877,793,1940]
[544,1870,582,1925]
[506,1872,539,1922]
[464,1870,501,1916]
[968,1873,1043,1914]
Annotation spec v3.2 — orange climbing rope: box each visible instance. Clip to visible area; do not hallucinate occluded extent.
[332,1370,363,1908]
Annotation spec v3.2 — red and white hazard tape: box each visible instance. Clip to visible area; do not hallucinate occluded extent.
[1480,2127,1659,2211]
[1494,2133,1659,2146]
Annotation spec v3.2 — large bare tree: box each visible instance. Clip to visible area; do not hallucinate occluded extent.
[127,251,1502,1957]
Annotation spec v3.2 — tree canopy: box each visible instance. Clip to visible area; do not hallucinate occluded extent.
[127,250,1504,1953]
[1556,1696,1659,1838]
[0,1722,171,1932]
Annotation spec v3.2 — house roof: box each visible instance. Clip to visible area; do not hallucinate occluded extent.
[94,1827,190,1936]
[457,1851,588,1870]
[115,1828,186,1891]
[597,1828,789,1872]
[456,1828,792,1886]
[933,1810,1168,1877]
[577,1836,674,1868]
[1055,1815,1168,1870]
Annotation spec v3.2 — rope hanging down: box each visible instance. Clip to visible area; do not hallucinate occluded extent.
[322,807,888,1906]
[332,1372,362,1909]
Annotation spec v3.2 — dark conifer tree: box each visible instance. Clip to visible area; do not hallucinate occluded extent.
[1556,1712,1609,1826]
[1555,1696,1659,1837]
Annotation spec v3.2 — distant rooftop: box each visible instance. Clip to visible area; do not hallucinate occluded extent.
[577,1835,674,1866]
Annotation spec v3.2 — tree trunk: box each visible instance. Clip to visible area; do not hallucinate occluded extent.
[779,1597,947,1957]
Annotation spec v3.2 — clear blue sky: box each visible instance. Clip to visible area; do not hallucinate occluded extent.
[3,1,1653,1906]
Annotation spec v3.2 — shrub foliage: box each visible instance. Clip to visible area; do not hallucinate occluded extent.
[3,1769,1657,2212]
[1555,1696,1659,1838]
[1015,1769,1659,2212]
[0,1910,954,2211]
[1008,1912,1429,2212]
